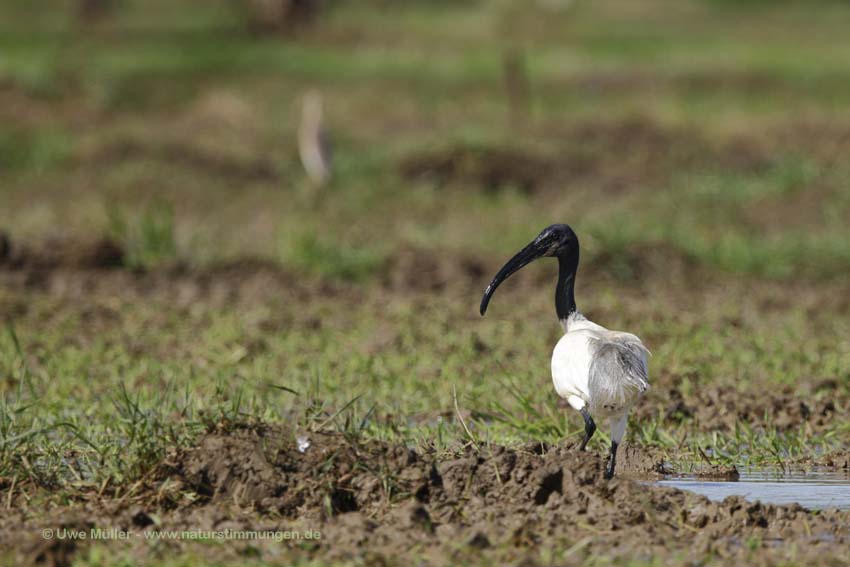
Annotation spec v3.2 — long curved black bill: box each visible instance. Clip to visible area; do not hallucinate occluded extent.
[480,240,546,316]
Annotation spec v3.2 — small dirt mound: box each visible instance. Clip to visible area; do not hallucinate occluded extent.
[399,145,553,194]
[380,245,488,291]
[0,234,125,270]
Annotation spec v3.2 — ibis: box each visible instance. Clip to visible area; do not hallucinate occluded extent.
[480,224,649,479]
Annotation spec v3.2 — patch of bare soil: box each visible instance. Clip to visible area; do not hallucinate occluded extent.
[0,80,95,130]
[399,116,774,195]
[379,243,488,292]
[79,139,282,183]
[4,424,850,566]
[636,378,846,435]
[0,235,537,303]
[769,118,850,165]
[0,233,125,271]
[566,69,788,96]
[243,0,322,36]
[557,116,762,179]
[400,114,850,203]
[3,232,850,323]
[0,234,350,313]
[0,234,742,339]
[399,145,554,194]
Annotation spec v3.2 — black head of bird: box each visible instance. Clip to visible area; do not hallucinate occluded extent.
[480,223,580,322]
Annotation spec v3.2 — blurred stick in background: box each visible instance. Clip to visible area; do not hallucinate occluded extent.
[298,90,332,189]
[495,0,535,133]
[502,47,532,132]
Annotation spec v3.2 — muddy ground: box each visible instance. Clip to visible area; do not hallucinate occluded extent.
[4,422,849,566]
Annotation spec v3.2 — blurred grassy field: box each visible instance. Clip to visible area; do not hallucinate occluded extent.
[4,0,850,273]
[2,0,850,565]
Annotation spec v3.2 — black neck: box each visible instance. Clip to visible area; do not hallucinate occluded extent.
[556,251,578,321]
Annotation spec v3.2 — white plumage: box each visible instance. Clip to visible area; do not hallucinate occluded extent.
[480,224,650,479]
[553,311,649,449]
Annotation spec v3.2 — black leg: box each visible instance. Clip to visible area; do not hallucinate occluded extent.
[604,441,619,479]
[579,407,596,451]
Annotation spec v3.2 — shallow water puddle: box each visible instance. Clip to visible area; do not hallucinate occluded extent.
[656,469,850,510]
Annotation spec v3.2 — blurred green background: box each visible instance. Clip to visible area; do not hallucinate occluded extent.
[2,0,850,278]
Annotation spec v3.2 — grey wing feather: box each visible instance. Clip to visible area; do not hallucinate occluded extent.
[587,336,650,411]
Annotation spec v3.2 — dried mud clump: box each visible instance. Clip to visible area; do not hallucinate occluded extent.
[121,427,850,560]
[165,425,431,519]
[153,427,674,533]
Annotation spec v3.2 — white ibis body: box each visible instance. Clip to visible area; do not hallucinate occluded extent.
[480,224,649,479]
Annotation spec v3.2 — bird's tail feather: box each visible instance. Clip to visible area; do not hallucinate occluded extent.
[587,339,649,413]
